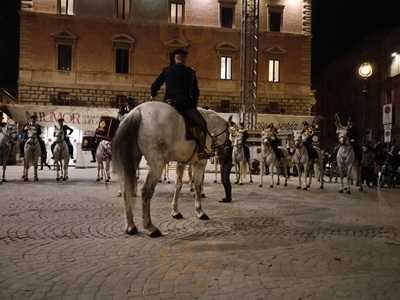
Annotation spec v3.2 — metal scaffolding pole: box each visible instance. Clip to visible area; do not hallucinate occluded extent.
[240,0,260,129]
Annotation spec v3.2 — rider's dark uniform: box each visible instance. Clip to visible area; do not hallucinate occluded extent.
[302,122,317,160]
[151,50,208,156]
[347,123,362,162]
[267,123,283,159]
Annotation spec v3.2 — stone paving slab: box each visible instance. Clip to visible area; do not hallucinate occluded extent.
[1,166,400,299]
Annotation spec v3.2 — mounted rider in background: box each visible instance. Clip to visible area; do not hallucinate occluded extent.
[21,115,45,158]
[267,123,283,159]
[301,121,318,160]
[51,118,74,159]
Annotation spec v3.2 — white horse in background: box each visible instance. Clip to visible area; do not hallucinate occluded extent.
[335,126,362,194]
[23,127,41,182]
[291,130,324,190]
[113,102,229,237]
[96,139,112,182]
[53,126,70,181]
[0,123,17,182]
[259,129,290,188]
[232,129,253,185]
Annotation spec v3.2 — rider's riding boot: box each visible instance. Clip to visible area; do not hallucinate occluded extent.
[197,131,213,160]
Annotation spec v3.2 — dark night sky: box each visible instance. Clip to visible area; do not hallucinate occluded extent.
[1,0,400,91]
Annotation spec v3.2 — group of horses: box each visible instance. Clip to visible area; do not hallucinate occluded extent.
[1,103,362,238]
[0,123,112,183]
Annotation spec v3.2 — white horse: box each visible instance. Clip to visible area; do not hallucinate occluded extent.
[335,127,362,194]
[96,139,112,182]
[23,127,41,182]
[113,102,229,237]
[53,126,70,181]
[232,129,253,185]
[0,124,17,182]
[259,130,290,188]
[291,130,324,190]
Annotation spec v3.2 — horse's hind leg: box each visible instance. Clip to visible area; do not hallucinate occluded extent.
[34,159,39,181]
[171,163,185,219]
[64,159,69,180]
[192,161,209,220]
[123,182,138,235]
[142,164,163,237]
[105,160,111,182]
[297,165,302,189]
[2,161,6,182]
[259,159,264,188]
[248,160,253,183]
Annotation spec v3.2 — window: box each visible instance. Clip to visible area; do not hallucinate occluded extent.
[268,6,283,32]
[220,56,232,80]
[220,6,234,28]
[170,2,184,24]
[268,59,280,82]
[389,52,400,78]
[58,0,74,15]
[57,44,72,71]
[115,48,129,74]
[116,0,131,19]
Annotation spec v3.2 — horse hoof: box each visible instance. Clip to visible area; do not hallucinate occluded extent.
[201,193,206,198]
[199,213,210,220]
[303,188,308,191]
[2,179,6,182]
[105,179,110,183]
[96,178,100,182]
[125,226,138,235]
[297,186,301,190]
[24,178,28,182]
[239,183,243,186]
[214,180,217,184]
[259,184,263,188]
[284,183,288,187]
[56,178,60,182]
[190,188,194,192]
[320,186,324,190]
[100,177,103,181]
[276,182,280,186]
[307,185,311,188]
[172,212,183,219]
[359,187,363,192]
[34,178,39,182]
[339,190,343,193]
[250,180,253,184]
[346,190,351,195]
[270,185,274,188]
[149,228,162,238]
[63,177,67,181]
[167,180,171,184]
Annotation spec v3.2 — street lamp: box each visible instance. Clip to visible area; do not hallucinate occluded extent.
[357,62,374,142]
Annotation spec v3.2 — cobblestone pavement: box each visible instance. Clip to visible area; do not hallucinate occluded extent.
[1,166,400,300]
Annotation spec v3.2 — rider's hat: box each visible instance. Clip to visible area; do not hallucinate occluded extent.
[303,121,309,126]
[171,48,188,57]
[57,118,65,122]
[30,114,38,120]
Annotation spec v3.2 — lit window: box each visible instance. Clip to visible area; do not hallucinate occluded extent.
[115,48,129,74]
[268,59,280,82]
[170,2,184,24]
[220,56,232,80]
[59,0,74,15]
[57,44,72,71]
[116,0,131,19]
[220,6,234,28]
[389,52,400,78]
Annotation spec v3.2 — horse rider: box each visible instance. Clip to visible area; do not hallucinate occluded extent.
[117,96,137,121]
[51,118,74,159]
[150,48,211,159]
[346,118,362,162]
[301,121,317,160]
[267,123,283,159]
[21,115,45,156]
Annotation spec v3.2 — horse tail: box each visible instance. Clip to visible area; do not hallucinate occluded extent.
[112,109,142,195]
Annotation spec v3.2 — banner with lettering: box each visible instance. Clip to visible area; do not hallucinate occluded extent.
[2,104,119,131]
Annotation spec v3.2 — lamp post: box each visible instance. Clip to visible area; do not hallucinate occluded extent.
[357,62,373,143]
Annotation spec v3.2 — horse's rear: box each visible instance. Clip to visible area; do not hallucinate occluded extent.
[23,137,41,181]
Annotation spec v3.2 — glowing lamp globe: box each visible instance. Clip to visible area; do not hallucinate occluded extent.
[358,62,373,79]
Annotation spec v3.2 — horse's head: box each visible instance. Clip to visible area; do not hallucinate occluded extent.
[292,130,304,148]
[103,140,112,156]
[336,128,348,145]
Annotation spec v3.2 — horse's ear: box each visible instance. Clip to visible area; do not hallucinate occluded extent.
[228,115,233,123]
[334,113,343,129]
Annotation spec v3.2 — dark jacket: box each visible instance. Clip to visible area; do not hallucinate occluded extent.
[61,125,73,137]
[151,63,199,110]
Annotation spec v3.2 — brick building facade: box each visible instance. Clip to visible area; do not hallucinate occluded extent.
[18,0,314,115]
[316,28,400,145]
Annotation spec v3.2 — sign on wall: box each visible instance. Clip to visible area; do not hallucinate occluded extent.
[2,104,119,131]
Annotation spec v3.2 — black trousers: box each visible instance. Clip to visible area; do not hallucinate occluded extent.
[180,108,207,132]
[218,142,233,200]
